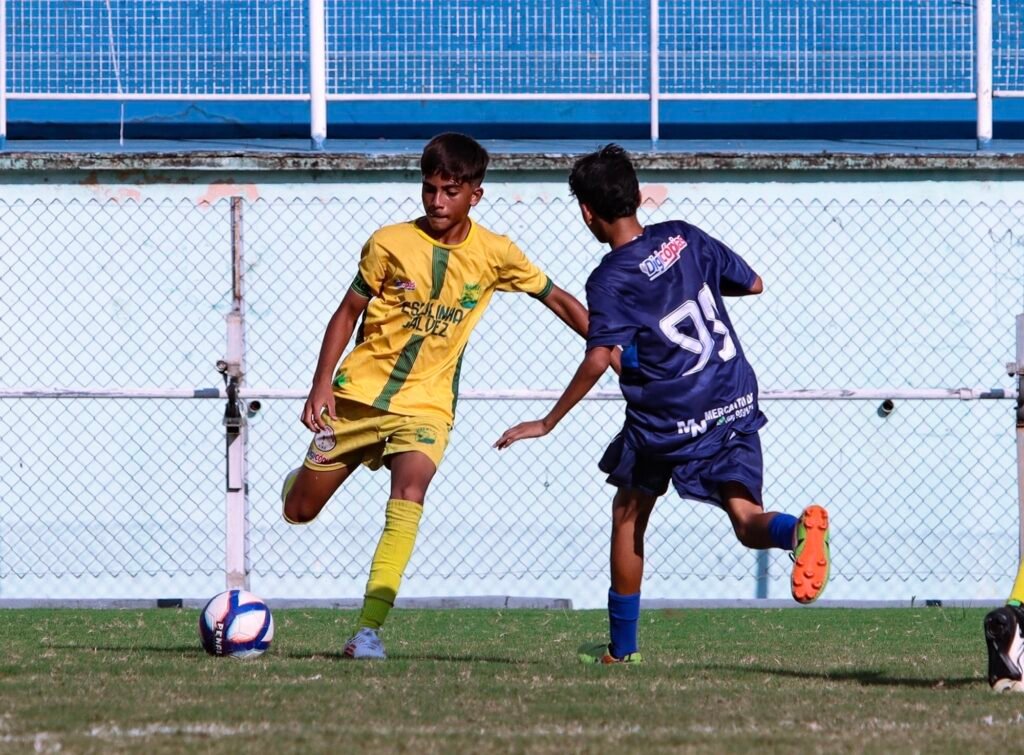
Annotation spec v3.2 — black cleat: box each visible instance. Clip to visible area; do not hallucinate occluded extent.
[985,605,1024,692]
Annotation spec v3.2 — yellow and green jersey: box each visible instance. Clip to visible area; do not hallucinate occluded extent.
[334,219,553,424]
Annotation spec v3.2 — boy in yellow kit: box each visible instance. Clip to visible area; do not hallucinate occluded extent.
[282,133,594,659]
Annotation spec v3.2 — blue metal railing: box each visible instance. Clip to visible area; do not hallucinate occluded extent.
[1,0,1017,148]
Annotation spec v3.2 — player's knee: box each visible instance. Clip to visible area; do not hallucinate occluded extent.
[612,503,648,531]
[731,518,758,548]
[283,494,318,525]
[283,505,313,525]
[389,485,427,503]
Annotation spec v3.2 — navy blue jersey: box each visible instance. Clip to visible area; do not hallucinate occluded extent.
[586,220,767,455]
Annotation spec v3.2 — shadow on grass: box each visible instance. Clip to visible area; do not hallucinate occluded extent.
[280,650,535,664]
[46,643,201,654]
[697,662,980,689]
[45,643,535,665]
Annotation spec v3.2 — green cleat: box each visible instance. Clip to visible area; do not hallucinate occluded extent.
[577,641,643,665]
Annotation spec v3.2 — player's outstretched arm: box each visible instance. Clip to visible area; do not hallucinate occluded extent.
[538,284,622,373]
[494,346,614,449]
[302,289,369,433]
[538,284,590,338]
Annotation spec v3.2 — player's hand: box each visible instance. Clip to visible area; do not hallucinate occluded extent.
[302,383,337,433]
[494,420,550,449]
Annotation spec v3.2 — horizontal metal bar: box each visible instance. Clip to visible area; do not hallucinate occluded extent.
[8,93,310,101]
[5,92,984,103]
[8,91,646,102]
[659,92,976,101]
[0,597,995,610]
[0,596,574,609]
[0,387,1014,400]
[326,93,649,101]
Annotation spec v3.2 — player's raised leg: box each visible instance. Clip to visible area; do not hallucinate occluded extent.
[719,482,830,604]
[720,481,794,549]
[281,464,356,525]
[579,487,655,665]
[343,449,437,660]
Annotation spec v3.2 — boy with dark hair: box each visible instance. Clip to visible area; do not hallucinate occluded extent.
[283,132,595,659]
[496,144,831,664]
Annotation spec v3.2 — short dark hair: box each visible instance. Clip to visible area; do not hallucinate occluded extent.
[420,132,489,185]
[568,144,640,221]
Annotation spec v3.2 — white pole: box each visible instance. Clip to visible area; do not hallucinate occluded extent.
[649,0,659,144]
[309,0,327,150]
[224,197,250,590]
[0,386,1015,401]
[976,0,993,148]
[1,0,7,149]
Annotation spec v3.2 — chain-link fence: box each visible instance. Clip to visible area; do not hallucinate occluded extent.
[1,185,1021,605]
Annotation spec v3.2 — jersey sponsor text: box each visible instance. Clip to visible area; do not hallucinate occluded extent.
[639,235,687,280]
[677,392,756,437]
[400,300,466,336]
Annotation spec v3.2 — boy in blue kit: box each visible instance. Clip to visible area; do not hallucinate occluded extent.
[495,144,830,664]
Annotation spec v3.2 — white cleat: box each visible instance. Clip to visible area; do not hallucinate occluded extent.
[343,627,387,660]
[985,605,1024,692]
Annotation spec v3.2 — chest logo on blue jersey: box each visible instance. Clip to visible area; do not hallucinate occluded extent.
[639,235,687,280]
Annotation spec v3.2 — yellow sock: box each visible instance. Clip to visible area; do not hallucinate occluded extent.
[1008,557,1024,606]
[358,498,423,630]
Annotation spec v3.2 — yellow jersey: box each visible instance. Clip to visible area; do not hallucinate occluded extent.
[334,219,553,424]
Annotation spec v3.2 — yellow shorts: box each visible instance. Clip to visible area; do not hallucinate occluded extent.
[303,398,451,472]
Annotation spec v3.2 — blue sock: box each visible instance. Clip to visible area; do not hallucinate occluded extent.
[768,513,799,550]
[608,589,641,658]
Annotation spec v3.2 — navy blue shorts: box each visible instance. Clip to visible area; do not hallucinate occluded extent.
[598,427,764,508]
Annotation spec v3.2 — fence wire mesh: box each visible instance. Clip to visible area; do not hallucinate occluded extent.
[0,190,1021,603]
[6,0,308,96]
[2,1,1020,99]
[327,0,649,96]
[660,0,975,96]
[995,0,1024,93]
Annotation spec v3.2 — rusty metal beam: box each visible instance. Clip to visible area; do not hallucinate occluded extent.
[2,148,1024,174]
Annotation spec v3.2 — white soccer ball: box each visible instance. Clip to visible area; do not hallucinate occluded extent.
[198,589,274,659]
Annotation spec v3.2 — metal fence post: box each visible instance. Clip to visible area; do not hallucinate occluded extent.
[976,0,993,149]
[755,551,769,599]
[649,0,659,144]
[223,197,250,589]
[1,0,7,149]
[309,0,327,150]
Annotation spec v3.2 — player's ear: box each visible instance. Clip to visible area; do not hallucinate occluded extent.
[469,185,484,207]
[579,202,595,226]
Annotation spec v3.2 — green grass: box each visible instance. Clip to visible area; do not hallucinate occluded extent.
[0,607,1018,753]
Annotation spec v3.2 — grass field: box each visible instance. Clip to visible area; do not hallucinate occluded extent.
[0,607,1019,753]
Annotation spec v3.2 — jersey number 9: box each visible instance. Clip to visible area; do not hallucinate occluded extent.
[658,283,736,376]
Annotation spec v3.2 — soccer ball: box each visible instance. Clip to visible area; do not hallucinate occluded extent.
[198,589,274,659]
